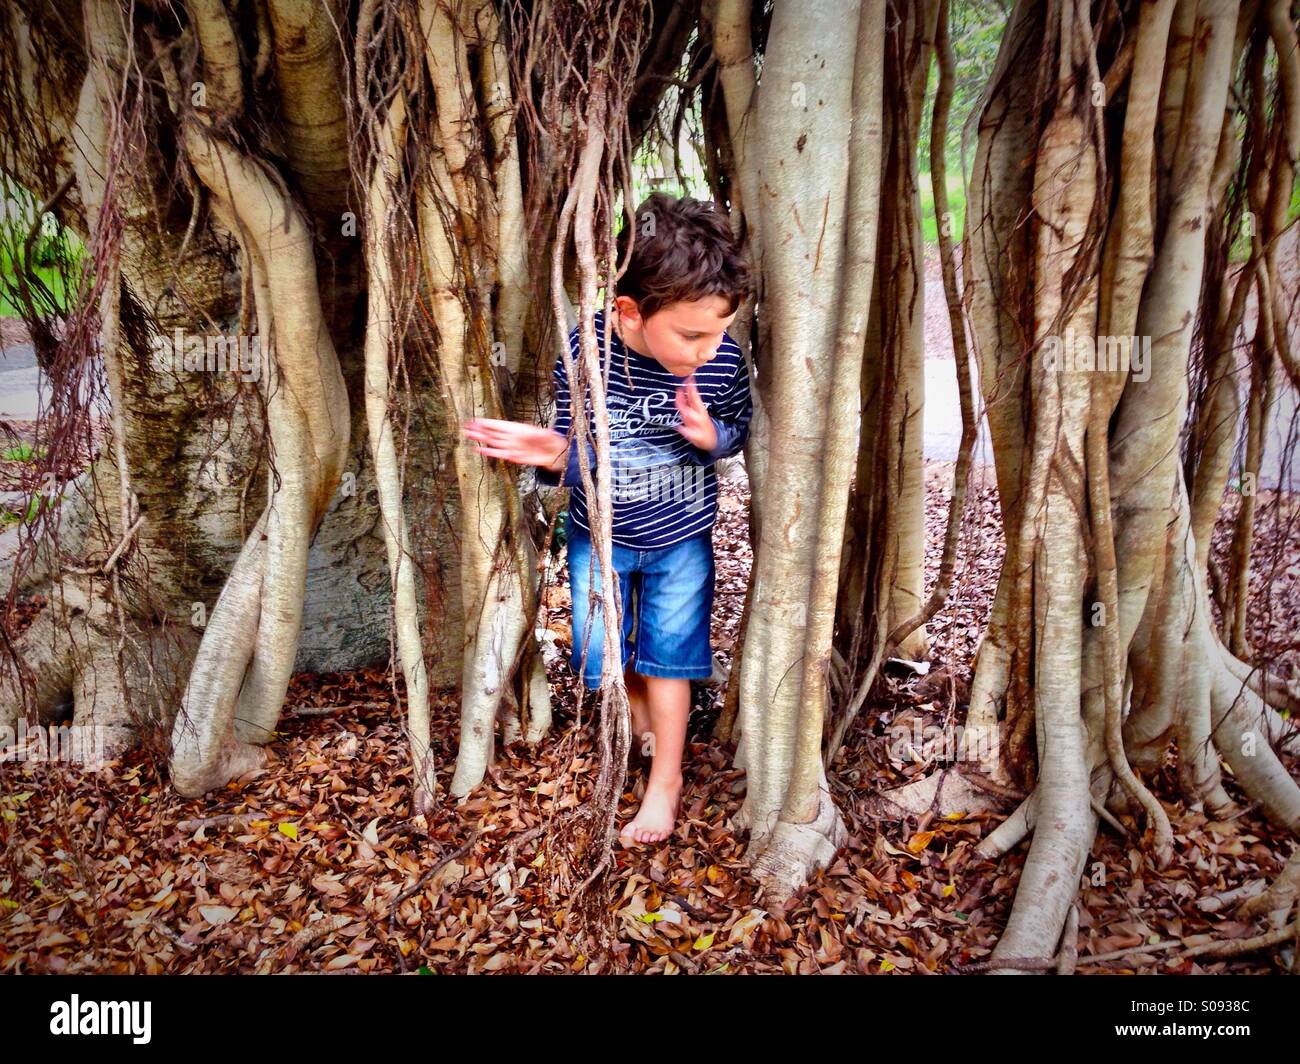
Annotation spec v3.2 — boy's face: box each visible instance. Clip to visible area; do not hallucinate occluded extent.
[614,294,738,378]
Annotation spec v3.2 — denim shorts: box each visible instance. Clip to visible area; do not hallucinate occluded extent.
[564,511,714,689]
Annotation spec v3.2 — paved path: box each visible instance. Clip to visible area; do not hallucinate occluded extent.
[0,342,40,420]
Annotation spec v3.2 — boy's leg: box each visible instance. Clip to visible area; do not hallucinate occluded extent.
[623,576,652,747]
[619,530,714,844]
[624,664,653,757]
[620,674,688,844]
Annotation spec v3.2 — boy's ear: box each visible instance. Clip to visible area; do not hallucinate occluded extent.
[613,294,643,327]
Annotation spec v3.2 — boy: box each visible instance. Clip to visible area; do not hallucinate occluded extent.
[462,193,754,845]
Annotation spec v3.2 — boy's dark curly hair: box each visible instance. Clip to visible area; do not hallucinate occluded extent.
[613,193,754,320]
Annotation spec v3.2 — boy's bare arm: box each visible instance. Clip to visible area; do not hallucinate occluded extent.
[462,418,568,472]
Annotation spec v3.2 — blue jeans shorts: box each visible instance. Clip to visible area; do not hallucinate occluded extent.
[564,511,714,690]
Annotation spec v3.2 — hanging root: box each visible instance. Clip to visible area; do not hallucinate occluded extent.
[356,66,436,814]
[410,0,552,798]
[167,112,349,796]
[505,0,658,956]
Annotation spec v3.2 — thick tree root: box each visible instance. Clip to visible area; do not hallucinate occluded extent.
[1,576,198,765]
[1241,847,1300,921]
[969,635,1300,970]
[743,781,849,902]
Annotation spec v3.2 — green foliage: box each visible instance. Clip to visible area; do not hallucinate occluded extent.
[916,1,1004,247]
[918,1,1007,172]
[1,442,42,462]
[0,492,59,528]
[623,131,710,218]
[0,180,85,318]
[0,239,83,317]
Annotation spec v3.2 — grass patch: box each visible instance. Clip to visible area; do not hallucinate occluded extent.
[1,442,41,462]
[920,167,967,245]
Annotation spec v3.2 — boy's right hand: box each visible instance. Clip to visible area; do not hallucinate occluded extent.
[462,418,568,472]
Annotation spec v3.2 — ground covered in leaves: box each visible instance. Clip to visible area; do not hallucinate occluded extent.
[0,463,1297,973]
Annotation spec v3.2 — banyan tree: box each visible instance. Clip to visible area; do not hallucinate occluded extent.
[0,0,1297,967]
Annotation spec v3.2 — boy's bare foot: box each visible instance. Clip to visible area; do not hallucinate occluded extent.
[619,776,682,845]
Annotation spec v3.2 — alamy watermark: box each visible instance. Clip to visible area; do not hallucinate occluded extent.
[0,719,109,764]
[1042,328,1151,383]
[885,718,998,764]
[610,460,707,512]
[50,996,151,1043]
[150,328,263,383]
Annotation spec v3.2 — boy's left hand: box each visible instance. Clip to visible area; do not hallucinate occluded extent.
[674,375,718,452]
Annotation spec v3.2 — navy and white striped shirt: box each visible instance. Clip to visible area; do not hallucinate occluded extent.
[536,308,753,549]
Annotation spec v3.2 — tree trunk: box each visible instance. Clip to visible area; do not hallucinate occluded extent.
[961,0,1300,970]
